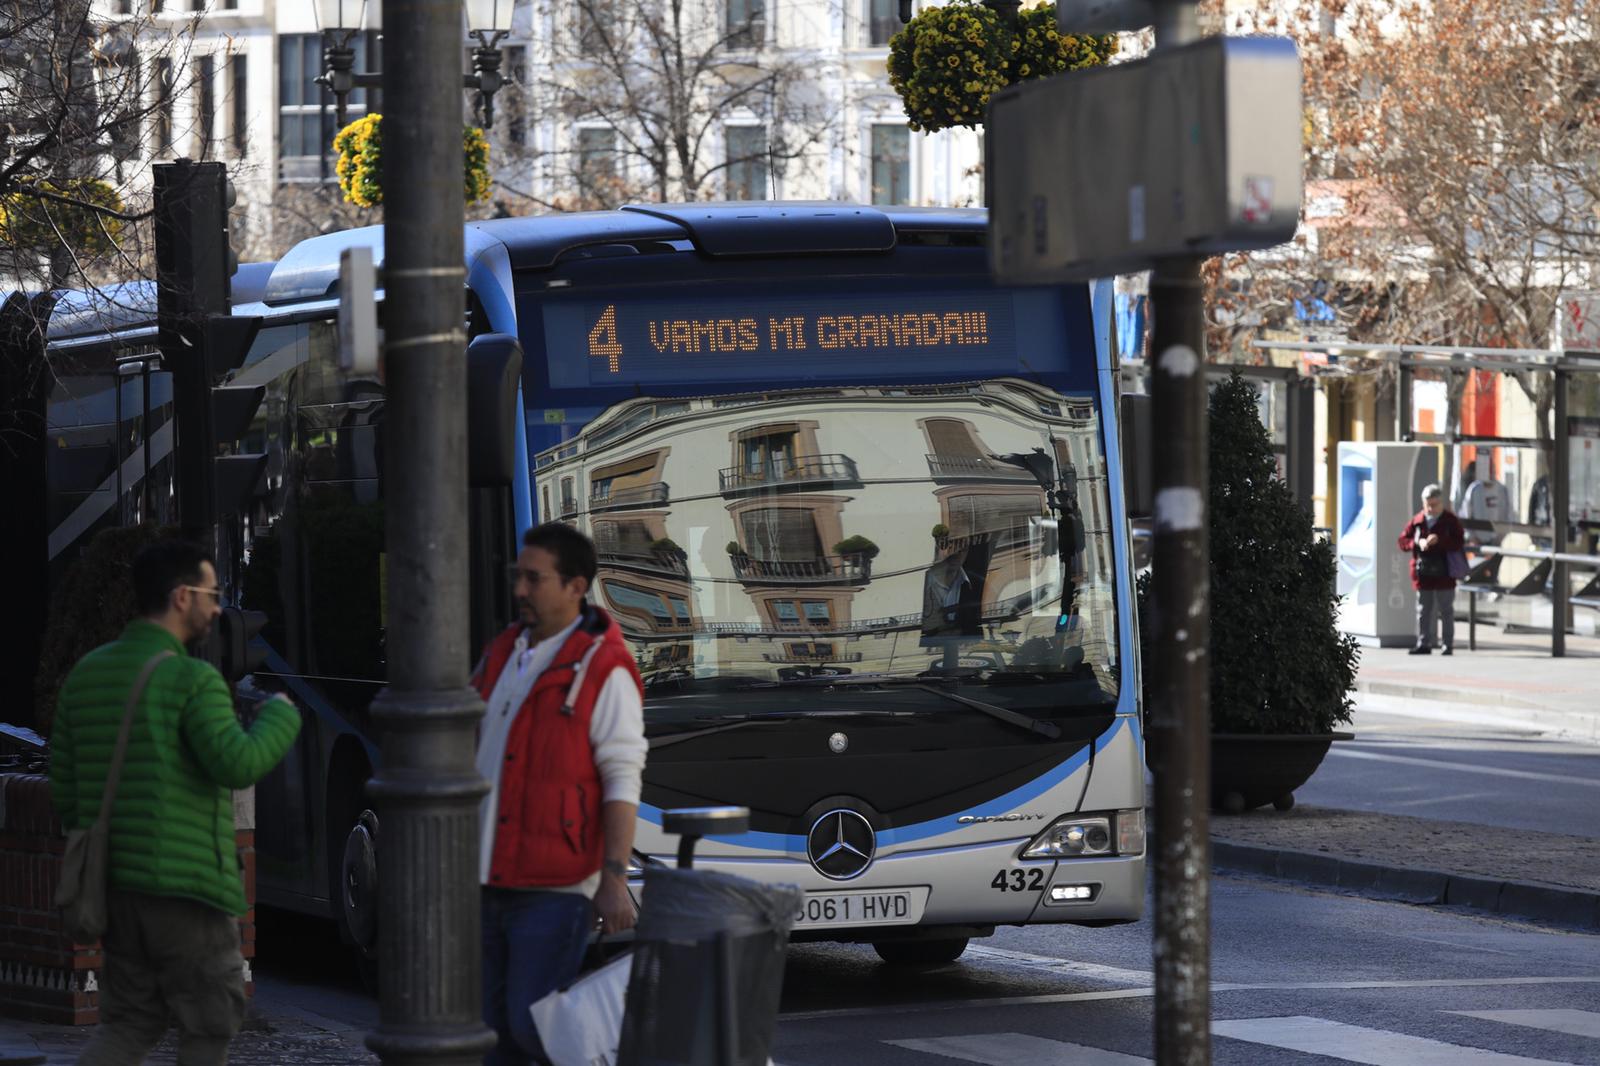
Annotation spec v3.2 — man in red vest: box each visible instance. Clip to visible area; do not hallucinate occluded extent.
[474,522,646,1065]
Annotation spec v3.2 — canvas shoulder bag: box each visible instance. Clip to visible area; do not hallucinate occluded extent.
[55,650,174,943]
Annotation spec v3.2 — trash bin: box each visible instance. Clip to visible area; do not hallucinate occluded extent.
[617,865,803,1066]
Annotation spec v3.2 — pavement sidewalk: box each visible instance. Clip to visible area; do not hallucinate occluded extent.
[1210,619,1600,931]
[1352,624,1600,741]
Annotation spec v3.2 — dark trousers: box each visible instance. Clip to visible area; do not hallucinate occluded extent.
[1417,587,1456,650]
[77,891,247,1066]
[481,886,594,1066]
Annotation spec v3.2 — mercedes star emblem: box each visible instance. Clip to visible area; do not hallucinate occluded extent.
[806,809,876,880]
[828,732,848,754]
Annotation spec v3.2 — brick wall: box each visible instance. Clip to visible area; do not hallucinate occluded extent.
[0,773,256,1025]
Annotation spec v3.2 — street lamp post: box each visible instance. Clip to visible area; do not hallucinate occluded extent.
[315,0,517,130]
[362,1,495,1064]
[313,0,382,130]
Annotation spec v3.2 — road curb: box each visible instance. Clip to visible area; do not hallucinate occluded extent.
[1212,839,1600,932]
[1353,686,1600,742]
[1354,679,1553,712]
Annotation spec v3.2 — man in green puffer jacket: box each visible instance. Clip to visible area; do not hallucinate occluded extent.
[50,539,301,1066]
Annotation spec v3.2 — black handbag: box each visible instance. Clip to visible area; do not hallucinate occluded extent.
[1414,552,1449,581]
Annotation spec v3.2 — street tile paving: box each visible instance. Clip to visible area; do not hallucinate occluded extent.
[12,1016,376,1064]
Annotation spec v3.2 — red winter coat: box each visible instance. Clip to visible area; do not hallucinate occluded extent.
[473,605,642,888]
[1397,509,1465,591]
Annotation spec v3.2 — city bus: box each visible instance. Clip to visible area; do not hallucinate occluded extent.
[18,202,1146,968]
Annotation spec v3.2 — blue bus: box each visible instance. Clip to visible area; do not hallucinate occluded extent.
[22,202,1145,968]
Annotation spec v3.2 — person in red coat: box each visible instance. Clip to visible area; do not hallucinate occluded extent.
[1397,483,1466,655]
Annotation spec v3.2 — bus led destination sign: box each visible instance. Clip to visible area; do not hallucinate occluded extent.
[631,308,995,357]
[544,291,1024,387]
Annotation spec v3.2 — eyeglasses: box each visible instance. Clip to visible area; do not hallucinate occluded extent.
[180,585,223,601]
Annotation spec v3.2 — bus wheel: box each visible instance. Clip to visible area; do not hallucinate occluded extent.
[1273,792,1296,812]
[873,937,969,966]
[340,809,381,985]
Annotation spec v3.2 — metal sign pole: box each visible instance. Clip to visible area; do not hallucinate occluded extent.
[1146,5,1212,1063]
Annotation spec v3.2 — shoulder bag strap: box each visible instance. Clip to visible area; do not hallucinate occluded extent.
[93,650,176,830]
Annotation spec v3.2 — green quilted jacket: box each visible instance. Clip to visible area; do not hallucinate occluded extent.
[50,620,300,916]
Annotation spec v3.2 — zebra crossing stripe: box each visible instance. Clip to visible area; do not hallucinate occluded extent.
[1450,1010,1600,1040]
[1212,1016,1582,1065]
[886,1033,1152,1065]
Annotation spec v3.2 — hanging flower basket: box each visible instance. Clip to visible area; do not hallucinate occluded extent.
[334,114,493,209]
[887,0,1116,133]
[0,177,125,257]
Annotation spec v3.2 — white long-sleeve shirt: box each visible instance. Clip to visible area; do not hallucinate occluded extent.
[476,618,647,895]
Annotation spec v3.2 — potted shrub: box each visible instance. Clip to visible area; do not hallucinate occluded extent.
[834,535,880,579]
[1138,372,1358,812]
[886,1,1115,134]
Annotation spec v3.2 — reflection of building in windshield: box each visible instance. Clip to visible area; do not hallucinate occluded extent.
[531,378,1115,691]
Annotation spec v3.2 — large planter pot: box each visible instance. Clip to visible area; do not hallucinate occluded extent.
[1210,731,1354,814]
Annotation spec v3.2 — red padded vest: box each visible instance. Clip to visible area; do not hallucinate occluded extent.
[474,606,642,888]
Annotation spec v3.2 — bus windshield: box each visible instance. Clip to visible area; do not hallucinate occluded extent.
[518,272,1118,722]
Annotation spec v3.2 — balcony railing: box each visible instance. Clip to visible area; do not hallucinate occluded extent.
[730,553,870,584]
[925,454,1037,481]
[596,546,689,578]
[560,498,579,517]
[701,613,919,636]
[589,481,669,511]
[718,453,860,494]
[761,650,865,664]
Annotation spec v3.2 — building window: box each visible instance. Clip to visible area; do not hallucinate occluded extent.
[577,127,616,202]
[726,0,765,48]
[230,53,248,155]
[725,125,767,200]
[153,57,173,153]
[560,476,577,516]
[101,41,139,158]
[279,33,379,180]
[195,54,214,154]
[742,429,796,480]
[740,508,822,561]
[605,582,691,629]
[870,124,910,205]
[772,599,833,627]
[867,0,898,46]
[945,493,1042,540]
[505,45,527,146]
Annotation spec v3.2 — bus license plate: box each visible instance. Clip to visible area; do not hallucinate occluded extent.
[793,887,928,929]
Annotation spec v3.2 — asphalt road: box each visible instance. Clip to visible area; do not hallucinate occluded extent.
[1293,701,1600,839]
[241,873,1600,1066]
[231,699,1600,1064]
[772,876,1600,1065]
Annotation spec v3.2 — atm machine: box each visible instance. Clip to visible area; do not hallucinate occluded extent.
[1336,442,1440,646]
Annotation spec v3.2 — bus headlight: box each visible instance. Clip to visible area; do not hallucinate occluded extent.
[1021,809,1145,859]
[1021,816,1113,858]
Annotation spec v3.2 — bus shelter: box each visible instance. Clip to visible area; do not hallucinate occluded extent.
[1253,340,1600,657]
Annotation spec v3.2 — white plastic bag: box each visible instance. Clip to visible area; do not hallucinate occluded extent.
[529,950,632,1066]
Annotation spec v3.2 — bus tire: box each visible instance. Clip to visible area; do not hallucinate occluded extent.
[873,937,969,966]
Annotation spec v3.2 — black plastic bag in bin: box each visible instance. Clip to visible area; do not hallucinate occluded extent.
[618,866,804,1066]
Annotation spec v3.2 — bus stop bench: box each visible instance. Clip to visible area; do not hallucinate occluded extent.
[1458,553,1552,651]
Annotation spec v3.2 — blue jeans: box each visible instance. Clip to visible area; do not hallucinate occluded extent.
[482,887,595,1066]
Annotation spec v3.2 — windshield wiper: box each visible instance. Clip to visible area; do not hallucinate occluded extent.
[911,685,1061,740]
[806,674,1063,741]
[647,709,915,750]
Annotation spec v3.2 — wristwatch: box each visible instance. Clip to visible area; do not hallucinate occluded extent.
[602,858,628,879]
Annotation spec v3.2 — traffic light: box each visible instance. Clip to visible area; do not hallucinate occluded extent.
[216,606,270,684]
[154,160,266,533]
